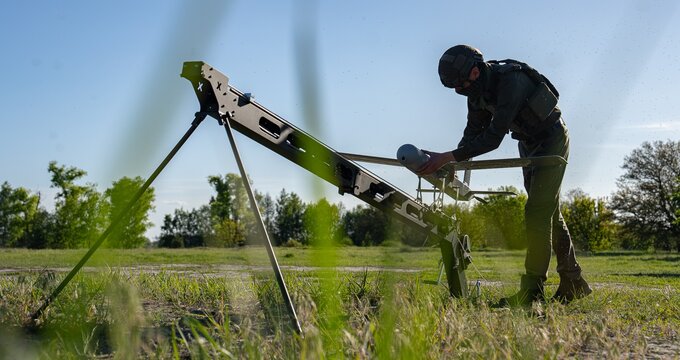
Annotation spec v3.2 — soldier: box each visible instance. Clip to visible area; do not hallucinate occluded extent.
[417,45,591,306]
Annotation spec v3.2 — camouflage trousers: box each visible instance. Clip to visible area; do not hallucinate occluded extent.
[518,118,582,285]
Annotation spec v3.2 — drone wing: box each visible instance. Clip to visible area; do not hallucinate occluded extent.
[340,152,566,201]
[340,153,566,171]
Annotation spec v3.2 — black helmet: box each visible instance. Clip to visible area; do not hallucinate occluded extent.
[438,45,484,88]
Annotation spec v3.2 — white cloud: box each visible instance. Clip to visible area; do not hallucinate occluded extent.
[583,143,632,150]
[161,200,188,207]
[615,121,680,131]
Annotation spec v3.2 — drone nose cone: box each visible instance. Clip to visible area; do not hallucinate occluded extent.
[397,144,430,171]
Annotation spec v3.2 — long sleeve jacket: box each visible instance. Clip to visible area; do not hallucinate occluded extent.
[450,62,561,161]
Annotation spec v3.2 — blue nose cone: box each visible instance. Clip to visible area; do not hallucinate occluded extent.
[396,144,430,172]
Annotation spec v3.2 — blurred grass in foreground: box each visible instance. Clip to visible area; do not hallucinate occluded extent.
[0,248,679,358]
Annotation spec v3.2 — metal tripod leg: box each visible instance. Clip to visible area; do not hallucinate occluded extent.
[31,113,208,324]
[439,234,469,297]
[436,257,445,285]
[220,114,302,335]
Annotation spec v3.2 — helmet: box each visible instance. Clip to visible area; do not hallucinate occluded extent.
[438,45,484,88]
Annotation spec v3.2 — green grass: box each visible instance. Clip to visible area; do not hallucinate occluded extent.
[0,246,442,268]
[1,247,679,358]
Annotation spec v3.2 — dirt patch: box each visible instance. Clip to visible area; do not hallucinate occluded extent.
[574,333,680,359]
[0,264,424,277]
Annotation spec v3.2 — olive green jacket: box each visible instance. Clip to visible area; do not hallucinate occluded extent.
[451,63,561,161]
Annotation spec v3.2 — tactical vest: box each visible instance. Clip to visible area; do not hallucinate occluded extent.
[489,59,561,139]
[489,59,559,98]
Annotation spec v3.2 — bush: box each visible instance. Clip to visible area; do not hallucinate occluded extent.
[561,189,615,252]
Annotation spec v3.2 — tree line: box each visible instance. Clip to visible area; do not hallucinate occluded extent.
[0,161,153,249]
[1,140,678,251]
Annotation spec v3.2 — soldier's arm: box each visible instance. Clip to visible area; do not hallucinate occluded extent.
[452,72,532,161]
[457,102,492,148]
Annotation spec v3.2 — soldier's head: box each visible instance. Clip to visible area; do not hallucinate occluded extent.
[438,45,484,97]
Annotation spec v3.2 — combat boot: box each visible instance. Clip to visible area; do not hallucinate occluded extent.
[552,275,592,304]
[493,275,545,308]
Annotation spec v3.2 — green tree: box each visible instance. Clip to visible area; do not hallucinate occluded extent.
[342,205,389,246]
[475,186,527,249]
[303,198,343,246]
[208,173,250,222]
[104,176,155,248]
[561,189,615,252]
[392,220,428,247]
[21,208,54,249]
[675,177,680,225]
[673,182,680,249]
[207,173,255,245]
[0,182,40,247]
[158,206,212,248]
[48,161,106,248]
[442,203,487,248]
[208,174,235,221]
[205,218,245,247]
[393,203,484,248]
[273,189,306,245]
[256,191,276,240]
[611,140,680,251]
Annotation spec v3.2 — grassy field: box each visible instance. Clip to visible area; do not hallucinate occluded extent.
[0,246,679,358]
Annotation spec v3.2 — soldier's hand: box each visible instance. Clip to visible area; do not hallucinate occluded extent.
[415,150,456,176]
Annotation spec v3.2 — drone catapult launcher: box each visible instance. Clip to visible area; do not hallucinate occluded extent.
[31,61,566,334]
[180,61,567,298]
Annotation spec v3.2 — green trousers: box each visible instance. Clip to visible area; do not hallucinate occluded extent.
[518,118,582,285]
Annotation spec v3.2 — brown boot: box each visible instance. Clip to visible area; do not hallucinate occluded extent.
[552,275,592,304]
[493,275,545,308]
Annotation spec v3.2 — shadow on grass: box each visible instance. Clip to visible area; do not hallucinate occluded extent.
[587,252,680,261]
[5,322,114,357]
[639,256,680,262]
[614,272,680,278]
[6,313,237,358]
[587,251,649,257]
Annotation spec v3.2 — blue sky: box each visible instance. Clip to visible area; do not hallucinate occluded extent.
[2,1,679,238]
